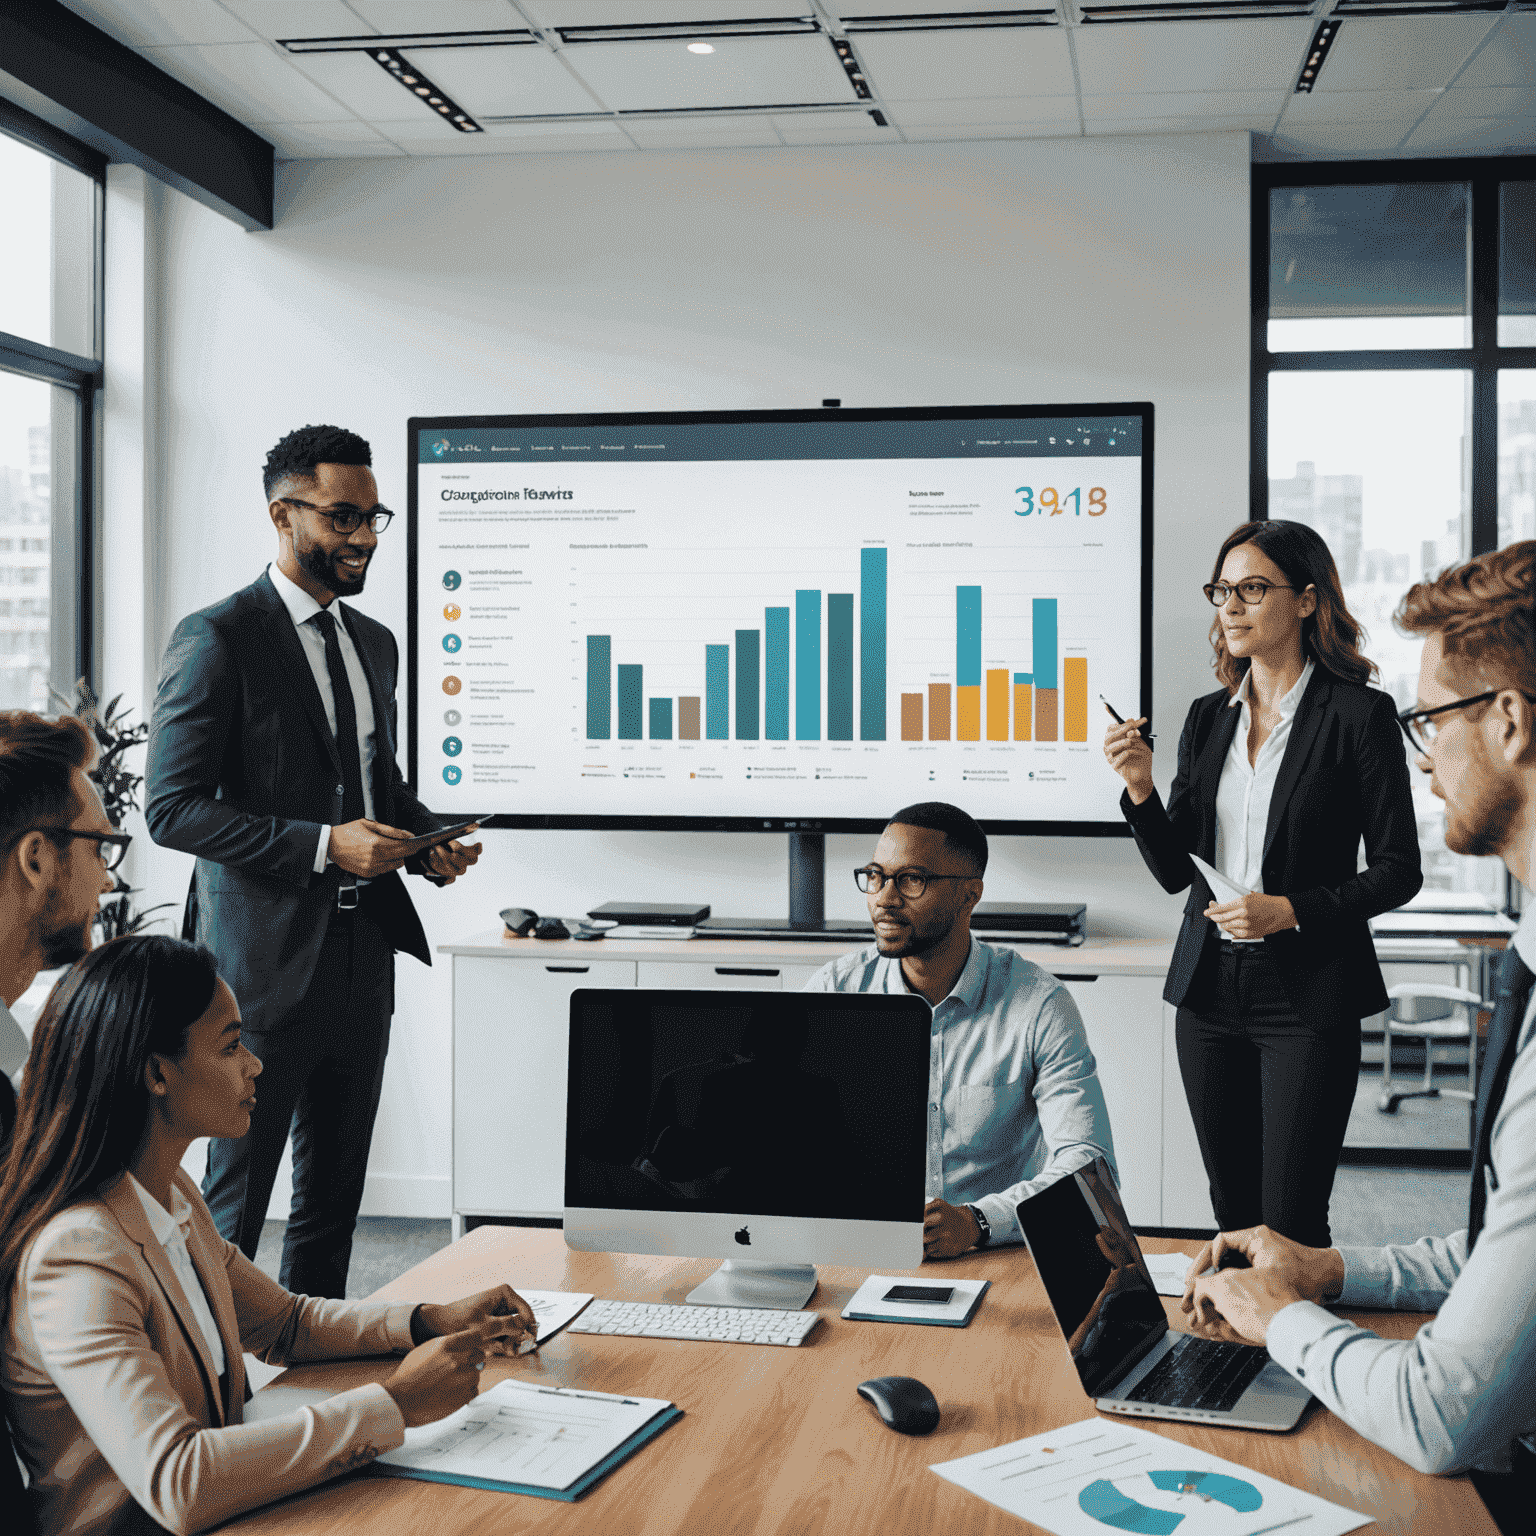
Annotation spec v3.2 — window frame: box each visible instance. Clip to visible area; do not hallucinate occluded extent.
[0,96,105,698]
[1252,155,1536,916]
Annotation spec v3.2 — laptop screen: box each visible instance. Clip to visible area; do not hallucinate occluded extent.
[1016,1158,1169,1397]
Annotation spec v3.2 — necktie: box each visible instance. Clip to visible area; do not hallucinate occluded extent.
[1468,944,1535,1250]
[310,610,365,826]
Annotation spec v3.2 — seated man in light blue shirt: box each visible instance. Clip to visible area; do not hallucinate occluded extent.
[1181,542,1536,1534]
[805,801,1115,1261]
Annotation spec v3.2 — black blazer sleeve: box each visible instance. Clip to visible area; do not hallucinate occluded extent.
[145,611,326,887]
[1118,698,1210,895]
[1287,687,1421,929]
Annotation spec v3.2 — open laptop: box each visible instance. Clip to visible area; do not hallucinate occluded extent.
[1016,1158,1312,1431]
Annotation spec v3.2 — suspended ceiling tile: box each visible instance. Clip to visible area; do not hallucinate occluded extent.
[1081,88,1284,121]
[349,0,526,32]
[771,113,898,143]
[400,44,601,115]
[1277,87,1440,124]
[621,117,784,147]
[884,94,1079,126]
[833,0,1039,12]
[1267,122,1415,155]
[562,34,856,112]
[1400,114,1536,153]
[384,118,633,151]
[252,118,405,157]
[522,0,812,23]
[289,50,434,118]
[1427,84,1536,120]
[220,1,373,40]
[1454,15,1536,89]
[1314,16,1498,92]
[1074,19,1314,95]
[847,28,1074,100]
[1084,113,1279,135]
[140,42,357,121]
[57,0,254,48]
[901,121,1082,141]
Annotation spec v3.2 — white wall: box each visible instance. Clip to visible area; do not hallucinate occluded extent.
[104,132,1251,1218]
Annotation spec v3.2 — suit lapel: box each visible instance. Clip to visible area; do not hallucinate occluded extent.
[101,1174,228,1426]
[255,573,344,782]
[1261,666,1330,862]
[178,1172,247,1422]
[338,602,393,820]
[1192,696,1242,859]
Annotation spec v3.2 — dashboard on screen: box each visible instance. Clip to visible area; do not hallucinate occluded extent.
[407,404,1152,833]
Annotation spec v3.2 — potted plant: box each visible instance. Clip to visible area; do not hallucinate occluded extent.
[52,680,171,940]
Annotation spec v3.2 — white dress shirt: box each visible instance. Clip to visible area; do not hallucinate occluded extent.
[0,997,27,1088]
[126,1173,227,1379]
[1265,902,1536,1475]
[266,562,378,875]
[1214,659,1315,914]
[805,937,1117,1244]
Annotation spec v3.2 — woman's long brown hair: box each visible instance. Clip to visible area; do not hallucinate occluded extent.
[1208,520,1377,691]
[0,936,218,1334]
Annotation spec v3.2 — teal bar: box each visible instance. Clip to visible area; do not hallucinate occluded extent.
[765,607,790,740]
[796,590,821,740]
[705,645,729,739]
[1033,598,1059,691]
[860,548,886,740]
[617,665,643,740]
[736,629,760,740]
[586,635,611,739]
[649,697,672,740]
[1014,672,1032,684]
[957,587,982,687]
[828,593,853,740]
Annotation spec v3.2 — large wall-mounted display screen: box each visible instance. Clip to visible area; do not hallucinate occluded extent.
[408,404,1152,833]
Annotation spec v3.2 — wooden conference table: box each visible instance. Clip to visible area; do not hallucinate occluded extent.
[229,1226,1495,1536]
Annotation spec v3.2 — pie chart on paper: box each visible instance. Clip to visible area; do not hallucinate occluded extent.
[1079,1470,1264,1533]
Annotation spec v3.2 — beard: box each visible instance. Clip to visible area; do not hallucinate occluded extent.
[872,911,956,960]
[1442,741,1522,858]
[37,885,94,970]
[297,541,369,595]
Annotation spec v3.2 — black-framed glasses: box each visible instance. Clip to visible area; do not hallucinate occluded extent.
[1397,689,1536,754]
[7,826,132,871]
[279,498,395,535]
[1202,579,1299,608]
[854,866,970,899]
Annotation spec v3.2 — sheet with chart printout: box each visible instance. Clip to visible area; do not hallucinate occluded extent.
[931,1420,1372,1536]
[374,1379,676,1493]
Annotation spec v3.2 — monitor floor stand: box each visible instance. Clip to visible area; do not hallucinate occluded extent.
[687,1259,818,1309]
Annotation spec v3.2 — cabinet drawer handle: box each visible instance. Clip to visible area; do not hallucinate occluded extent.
[715,967,780,977]
[1053,974,1098,982]
[545,966,591,974]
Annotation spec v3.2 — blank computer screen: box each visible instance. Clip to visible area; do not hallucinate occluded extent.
[566,989,931,1224]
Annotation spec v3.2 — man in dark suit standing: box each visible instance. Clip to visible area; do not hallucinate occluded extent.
[146,424,480,1297]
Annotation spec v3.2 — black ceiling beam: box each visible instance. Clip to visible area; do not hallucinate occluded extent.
[0,0,273,232]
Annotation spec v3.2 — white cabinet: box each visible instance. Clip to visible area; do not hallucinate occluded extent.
[453,956,635,1225]
[1059,975,1164,1228]
[636,961,785,990]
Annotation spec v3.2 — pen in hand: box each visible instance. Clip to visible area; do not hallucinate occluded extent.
[1100,695,1155,743]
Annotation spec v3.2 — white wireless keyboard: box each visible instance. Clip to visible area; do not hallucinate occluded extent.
[568,1299,820,1346]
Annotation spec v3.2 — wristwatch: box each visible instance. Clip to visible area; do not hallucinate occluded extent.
[966,1204,991,1247]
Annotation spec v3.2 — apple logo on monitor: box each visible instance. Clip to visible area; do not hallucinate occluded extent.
[734,1226,751,1246]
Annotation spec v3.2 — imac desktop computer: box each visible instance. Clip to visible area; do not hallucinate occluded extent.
[563,987,932,1310]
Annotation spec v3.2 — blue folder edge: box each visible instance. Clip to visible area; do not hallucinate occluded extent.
[363,1404,684,1502]
[844,1278,990,1328]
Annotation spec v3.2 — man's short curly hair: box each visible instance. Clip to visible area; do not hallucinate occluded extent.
[262,425,373,499]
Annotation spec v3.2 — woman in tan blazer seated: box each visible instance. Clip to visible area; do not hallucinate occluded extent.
[0,934,538,1536]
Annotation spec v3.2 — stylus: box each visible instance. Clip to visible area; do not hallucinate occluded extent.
[1100,695,1155,743]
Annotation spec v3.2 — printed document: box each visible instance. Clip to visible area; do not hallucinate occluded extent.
[932,1420,1372,1536]
[1190,853,1252,907]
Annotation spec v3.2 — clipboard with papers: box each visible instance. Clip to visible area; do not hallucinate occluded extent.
[366,1379,682,1501]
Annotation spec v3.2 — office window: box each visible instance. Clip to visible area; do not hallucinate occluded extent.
[0,116,102,699]
[1256,158,1536,900]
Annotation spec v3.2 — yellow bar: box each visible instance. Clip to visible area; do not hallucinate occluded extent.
[1014,682,1032,741]
[957,685,981,741]
[1064,657,1088,742]
[986,670,1010,741]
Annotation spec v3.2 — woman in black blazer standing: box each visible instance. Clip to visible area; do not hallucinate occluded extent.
[1104,520,1421,1247]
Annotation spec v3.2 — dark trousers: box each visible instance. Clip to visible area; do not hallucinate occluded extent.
[203,901,394,1298]
[1176,944,1359,1248]
[1472,1442,1536,1536]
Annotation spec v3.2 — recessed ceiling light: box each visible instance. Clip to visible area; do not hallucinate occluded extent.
[687,42,715,54]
